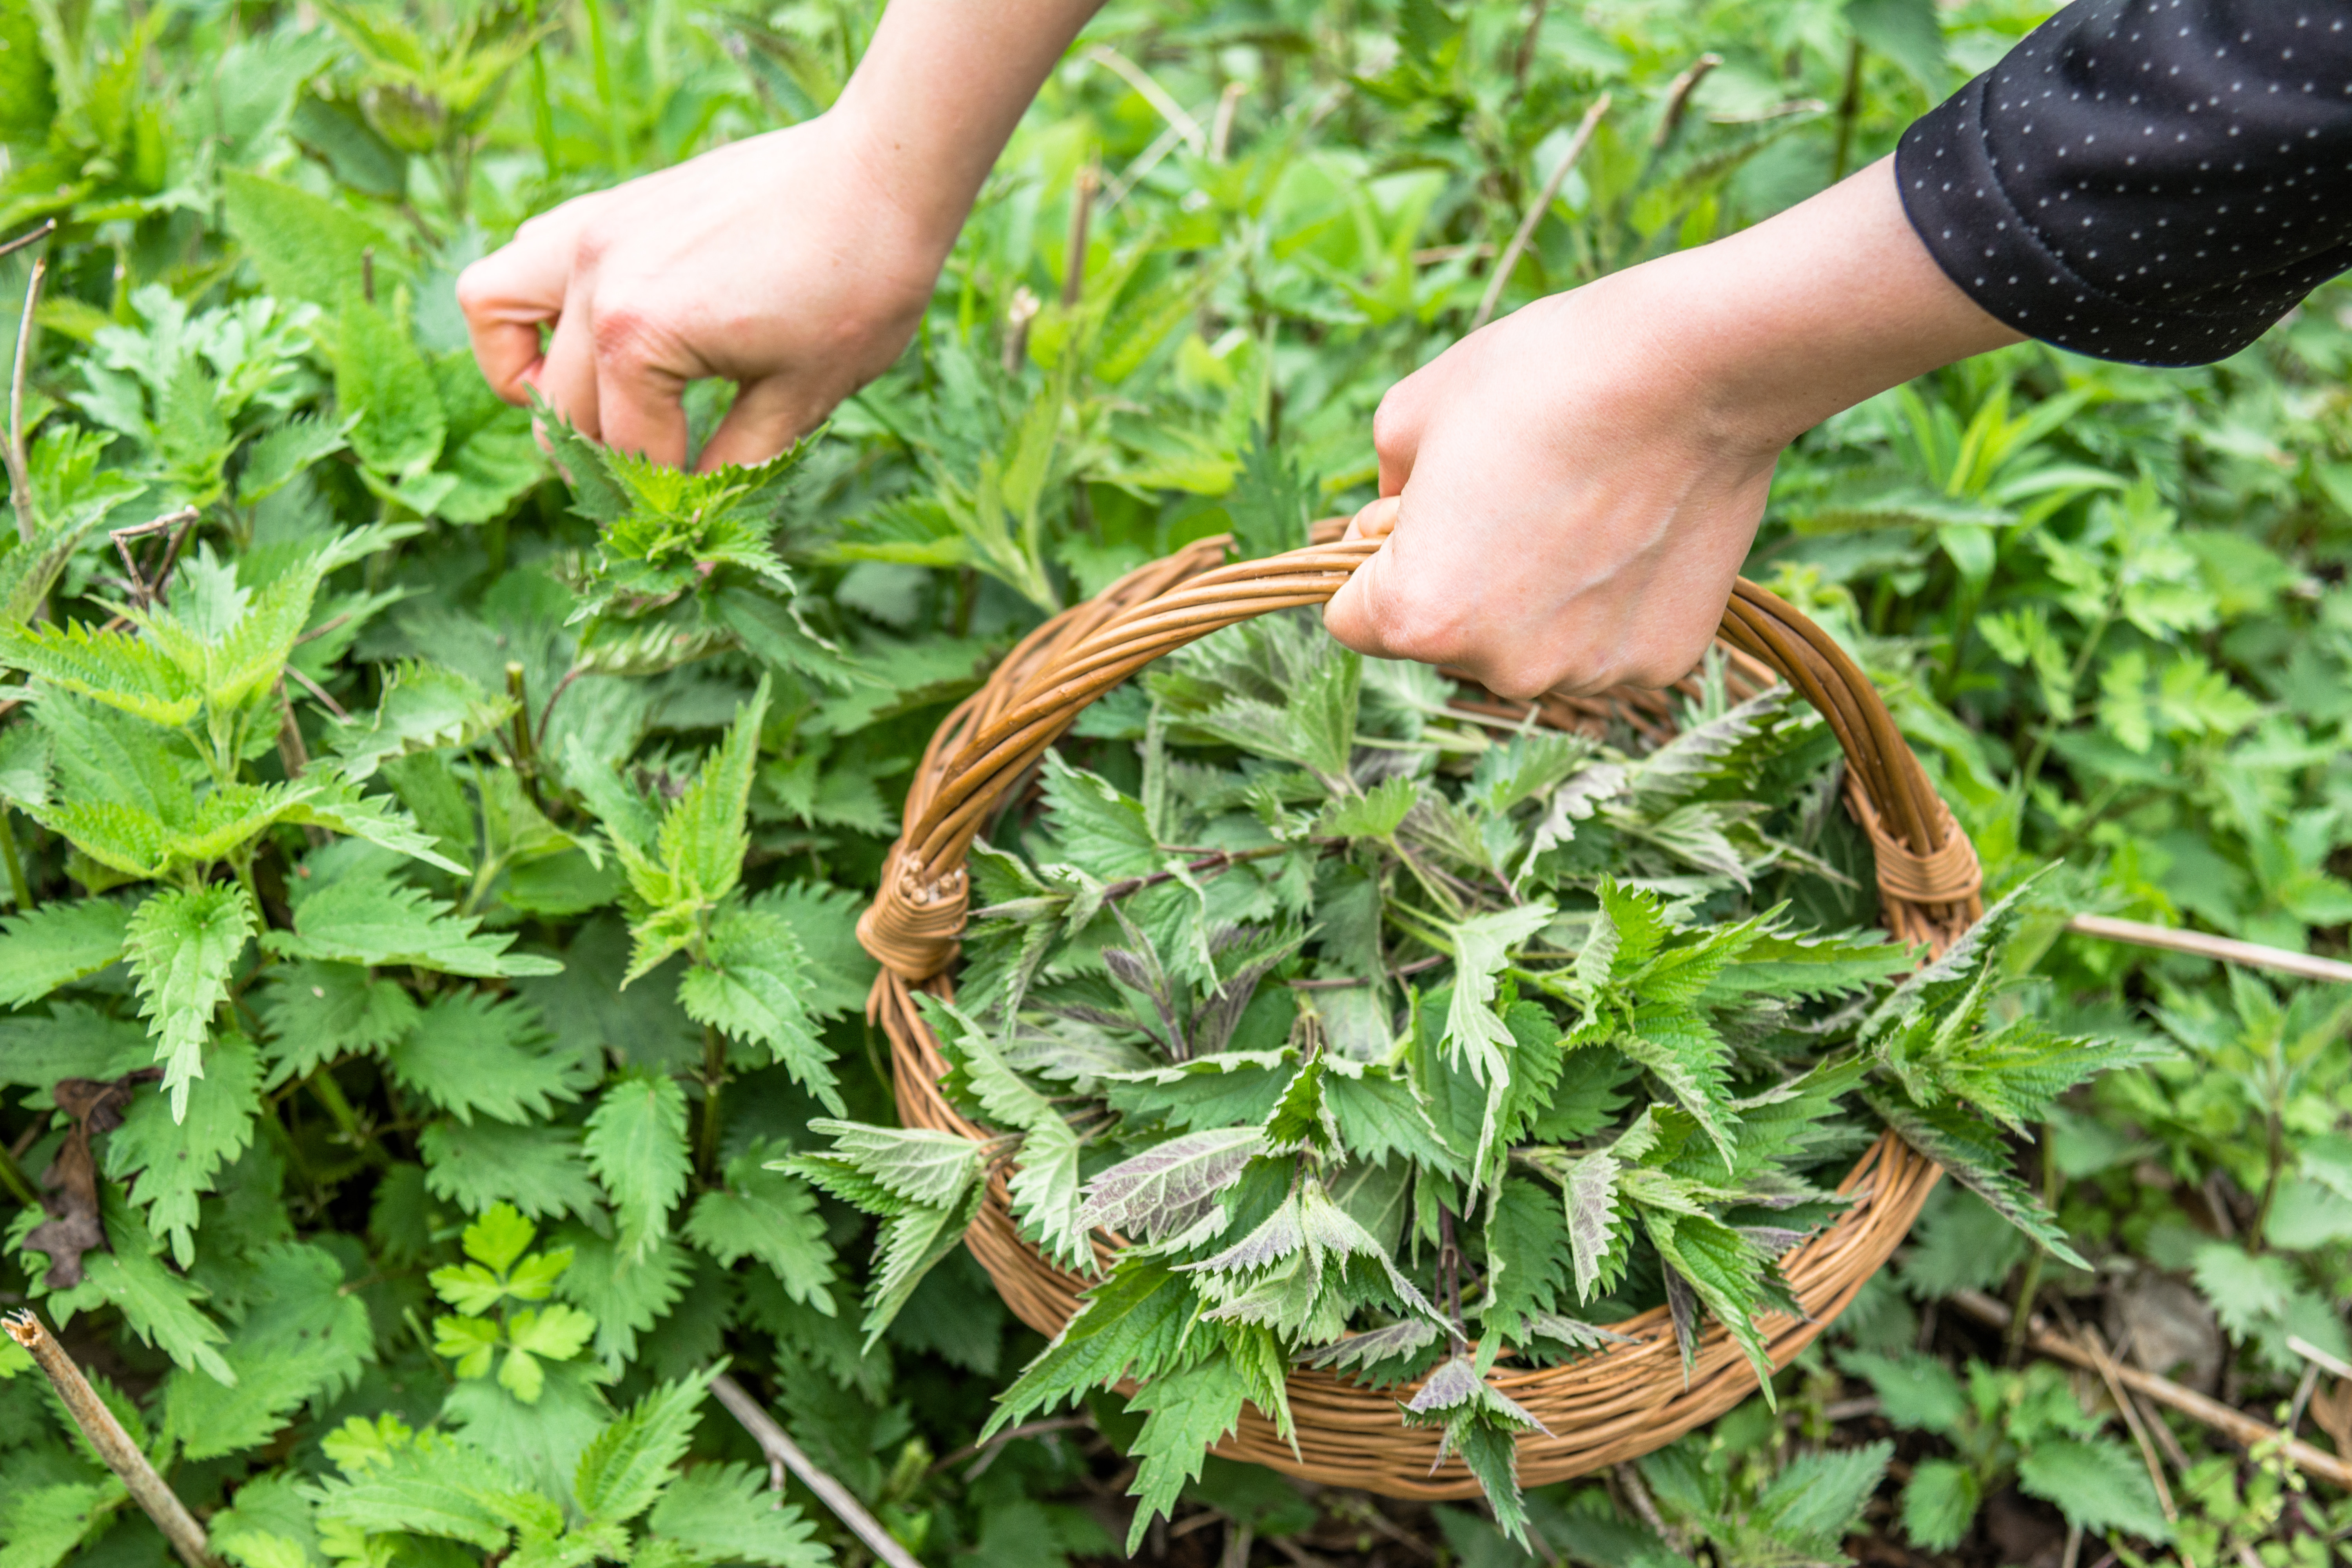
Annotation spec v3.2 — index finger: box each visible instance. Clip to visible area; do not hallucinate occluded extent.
[456,205,593,405]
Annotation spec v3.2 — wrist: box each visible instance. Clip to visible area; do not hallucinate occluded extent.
[813,102,973,265]
[1638,156,2024,454]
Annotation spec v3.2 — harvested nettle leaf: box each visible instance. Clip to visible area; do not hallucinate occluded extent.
[809,610,2152,1543]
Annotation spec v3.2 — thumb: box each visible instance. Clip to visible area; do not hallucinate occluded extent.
[1323,512,1409,660]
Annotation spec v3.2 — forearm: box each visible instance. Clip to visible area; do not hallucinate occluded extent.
[833,0,1107,251]
[1629,156,2024,455]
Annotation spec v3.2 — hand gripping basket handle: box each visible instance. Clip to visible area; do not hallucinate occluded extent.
[858,532,1984,984]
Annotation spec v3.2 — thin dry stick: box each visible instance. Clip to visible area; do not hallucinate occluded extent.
[1471,94,1610,331]
[5,1312,220,1568]
[1209,80,1247,162]
[710,1372,923,1568]
[1949,1290,2352,1488]
[2067,913,2352,985]
[9,250,50,543]
[928,1414,1094,1478]
[1062,162,1098,309]
[2076,1317,2178,1524]
[0,219,56,261]
[284,661,349,720]
[2288,1335,2352,1382]
[1651,53,1722,149]
[1084,45,1207,153]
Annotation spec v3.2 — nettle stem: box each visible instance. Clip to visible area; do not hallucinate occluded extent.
[0,806,33,912]
[1437,1203,1466,1350]
[697,1023,727,1181]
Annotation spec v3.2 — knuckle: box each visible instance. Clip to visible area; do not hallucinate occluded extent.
[571,223,618,272]
[453,263,491,314]
[590,299,659,363]
[1370,396,1414,460]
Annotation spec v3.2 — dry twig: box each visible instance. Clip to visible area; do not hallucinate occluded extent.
[5,1311,220,1568]
[2071,1313,2178,1524]
[1949,1289,2352,1488]
[709,1371,922,1568]
[7,237,53,543]
[2067,913,2352,985]
[1472,94,1610,332]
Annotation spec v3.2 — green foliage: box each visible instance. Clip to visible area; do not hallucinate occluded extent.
[0,0,2343,1561]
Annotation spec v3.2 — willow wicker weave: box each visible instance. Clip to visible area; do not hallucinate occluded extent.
[855,524,1984,1499]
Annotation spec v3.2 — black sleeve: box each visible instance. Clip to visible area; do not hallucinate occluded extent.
[1893,0,2352,366]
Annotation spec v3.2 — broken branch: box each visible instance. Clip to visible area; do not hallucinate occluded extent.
[709,1371,923,1568]
[1949,1288,2352,1489]
[1472,94,1610,332]
[5,1311,220,1568]
[2066,913,2352,986]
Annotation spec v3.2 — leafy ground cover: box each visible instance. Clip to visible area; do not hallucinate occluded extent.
[1,1,2350,1566]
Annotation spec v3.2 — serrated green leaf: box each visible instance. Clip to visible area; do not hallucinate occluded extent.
[585,1071,692,1261]
[254,958,420,1084]
[0,899,130,1007]
[336,287,443,477]
[106,1035,260,1265]
[2017,1437,2172,1541]
[221,170,400,307]
[644,1463,826,1567]
[160,1241,372,1459]
[677,902,838,1112]
[573,1370,710,1525]
[384,992,588,1125]
[1120,1354,1249,1553]
[125,885,255,1121]
[686,1143,835,1313]
[265,869,561,978]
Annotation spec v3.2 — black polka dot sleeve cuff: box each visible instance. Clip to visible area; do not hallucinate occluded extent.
[1895,0,2352,367]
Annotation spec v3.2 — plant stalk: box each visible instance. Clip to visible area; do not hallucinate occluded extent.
[5,1312,221,1568]
[697,1023,727,1181]
[0,1133,38,1206]
[1061,161,1097,309]
[8,247,50,543]
[1830,36,1864,181]
[0,805,32,911]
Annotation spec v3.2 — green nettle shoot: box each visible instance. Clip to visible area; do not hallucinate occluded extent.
[799,611,2153,1544]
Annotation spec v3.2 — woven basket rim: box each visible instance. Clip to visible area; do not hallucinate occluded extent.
[855,526,1980,1498]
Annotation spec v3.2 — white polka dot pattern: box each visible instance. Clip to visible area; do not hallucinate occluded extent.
[1894,0,2352,366]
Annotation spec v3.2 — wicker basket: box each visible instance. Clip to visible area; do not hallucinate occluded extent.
[854,524,1985,1499]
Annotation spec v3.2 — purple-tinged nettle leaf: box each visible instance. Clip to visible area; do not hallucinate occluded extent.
[1733,1224,1810,1257]
[809,1119,985,1208]
[1189,925,1309,1058]
[1299,1181,1443,1321]
[1297,1317,1439,1371]
[1563,1149,1619,1303]
[1663,1262,1699,1374]
[1523,1311,1640,1350]
[1404,1354,1483,1414]
[1077,1127,1262,1242]
[1179,1194,1303,1278]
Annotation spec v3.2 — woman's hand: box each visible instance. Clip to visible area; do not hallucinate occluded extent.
[457,0,1103,470]
[457,115,949,470]
[1323,157,2022,699]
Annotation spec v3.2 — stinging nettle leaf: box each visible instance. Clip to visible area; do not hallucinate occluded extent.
[125,885,256,1122]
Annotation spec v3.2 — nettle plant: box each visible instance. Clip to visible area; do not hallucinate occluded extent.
[0,293,867,1561]
[802,611,2149,1544]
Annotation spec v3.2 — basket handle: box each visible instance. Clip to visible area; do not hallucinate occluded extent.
[857,532,1982,983]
